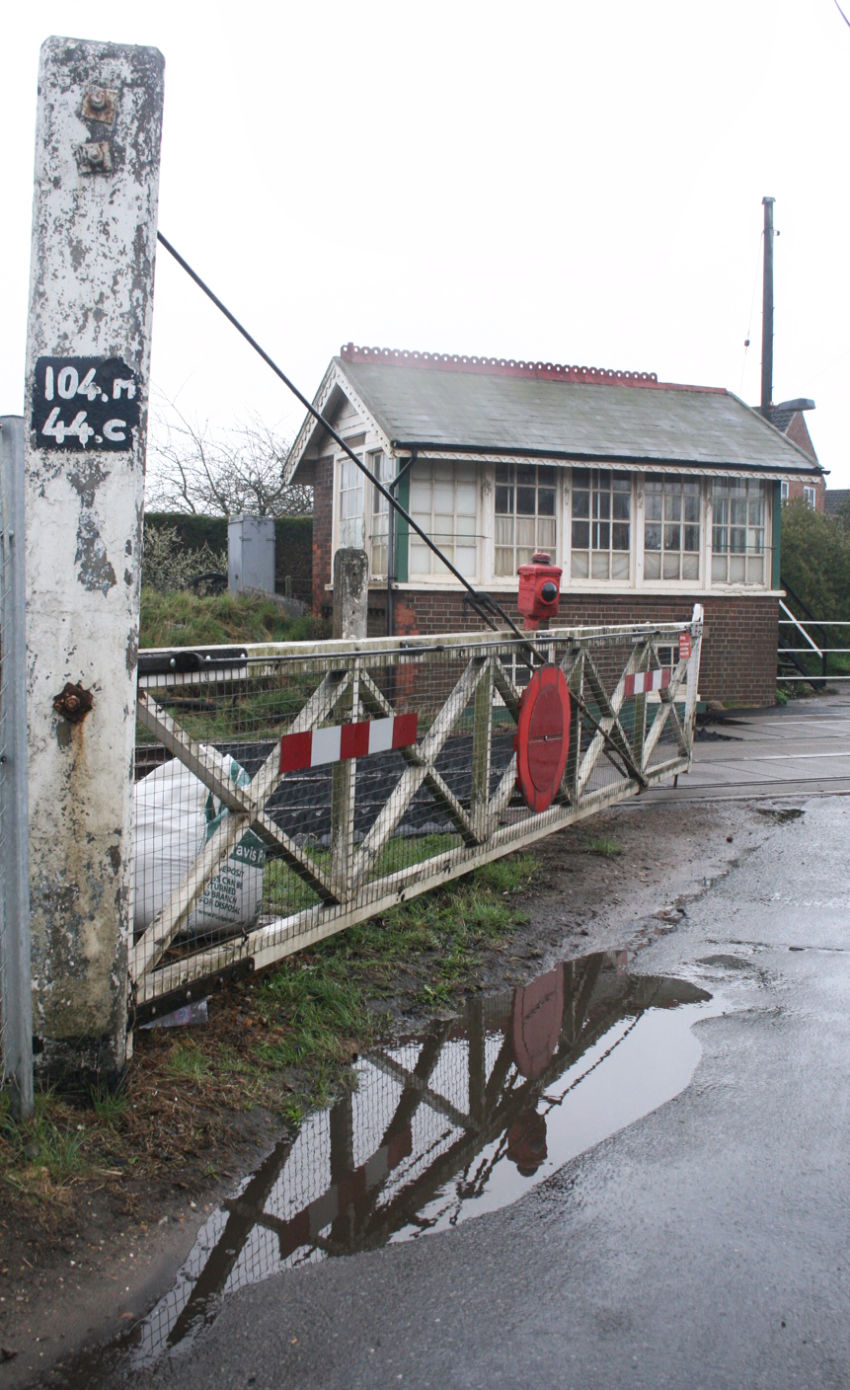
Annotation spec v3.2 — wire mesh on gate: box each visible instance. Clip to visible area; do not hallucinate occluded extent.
[132,617,701,1013]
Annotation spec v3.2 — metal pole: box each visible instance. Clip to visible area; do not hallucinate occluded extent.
[0,417,33,1119]
[761,196,775,415]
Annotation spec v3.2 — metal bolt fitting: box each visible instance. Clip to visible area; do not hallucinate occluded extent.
[76,140,114,175]
[53,682,94,724]
[81,86,117,125]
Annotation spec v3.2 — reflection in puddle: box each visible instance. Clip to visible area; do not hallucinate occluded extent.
[127,951,716,1365]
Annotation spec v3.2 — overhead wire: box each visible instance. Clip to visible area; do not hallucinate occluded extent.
[155,231,675,786]
[155,232,532,652]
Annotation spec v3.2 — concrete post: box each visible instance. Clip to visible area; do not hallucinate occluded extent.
[330,549,368,891]
[332,548,369,640]
[24,37,164,1087]
[228,514,276,594]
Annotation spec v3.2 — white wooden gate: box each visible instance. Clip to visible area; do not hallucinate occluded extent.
[131,609,703,1017]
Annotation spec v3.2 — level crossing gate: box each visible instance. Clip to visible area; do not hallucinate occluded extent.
[132,608,703,1018]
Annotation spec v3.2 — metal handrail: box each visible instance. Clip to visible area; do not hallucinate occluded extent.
[778,600,822,657]
[777,610,850,686]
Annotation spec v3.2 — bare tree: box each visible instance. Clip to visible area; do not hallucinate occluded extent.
[146,404,312,517]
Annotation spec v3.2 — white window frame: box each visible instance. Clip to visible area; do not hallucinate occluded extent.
[388,459,775,595]
[368,449,394,579]
[568,468,634,583]
[493,462,558,577]
[333,444,400,580]
[408,459,482,583]
[559,470,772,594]
[642,474,702,584]
[709,478,770,587]
[336,450,365,552]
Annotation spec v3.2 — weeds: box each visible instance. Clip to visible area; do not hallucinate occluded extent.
[139,589,327,650]
[89,1084,129,1124]
[0,1090,88,1196]
[1,848,539,1218]
[165,1041,214,1084]
[586,836,623,857]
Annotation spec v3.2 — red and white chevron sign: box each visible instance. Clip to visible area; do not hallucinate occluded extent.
[622,668,672,698]
[280,713,419,773]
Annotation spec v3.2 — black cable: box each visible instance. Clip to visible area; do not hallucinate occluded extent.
[155,232,535,652]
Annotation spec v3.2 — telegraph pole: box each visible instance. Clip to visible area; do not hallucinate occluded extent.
[760,196,775,416]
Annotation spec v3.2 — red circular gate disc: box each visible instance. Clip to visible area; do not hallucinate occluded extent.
[515,665,571,813]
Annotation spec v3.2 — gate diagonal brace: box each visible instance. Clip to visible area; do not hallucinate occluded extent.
[362,659,508,846]
[572,648,650,790]
[351,655,495,888]
[361,654,531,838]
[133,689,342,982]
[136,690,340,894]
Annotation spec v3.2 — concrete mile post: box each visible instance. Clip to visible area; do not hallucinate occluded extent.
[24,37,164,1087]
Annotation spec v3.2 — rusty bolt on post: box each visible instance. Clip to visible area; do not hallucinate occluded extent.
[76,140,113,174]
[53,682,94,724]
[81,86,117,124]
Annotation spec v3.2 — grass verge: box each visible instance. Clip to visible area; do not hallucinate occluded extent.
[139,590,327,649]
[0,851,538,1219]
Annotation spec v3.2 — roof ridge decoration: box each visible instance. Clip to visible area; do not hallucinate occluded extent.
[341,343,660,387]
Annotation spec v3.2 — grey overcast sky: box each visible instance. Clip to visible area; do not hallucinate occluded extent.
[2,2,848,484]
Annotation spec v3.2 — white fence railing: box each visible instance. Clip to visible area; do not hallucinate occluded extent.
[131,609,703,1019]
[778,605,850,685]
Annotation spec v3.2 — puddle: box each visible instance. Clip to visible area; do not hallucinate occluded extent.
[103,951,722,1369]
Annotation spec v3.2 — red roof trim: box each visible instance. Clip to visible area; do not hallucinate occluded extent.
[340,343,726,394]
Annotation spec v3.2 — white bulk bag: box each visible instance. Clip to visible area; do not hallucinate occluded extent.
[134,748,265,937]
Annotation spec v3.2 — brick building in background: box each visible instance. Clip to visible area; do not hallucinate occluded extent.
[285,345,825,707]
[766,398,825,510]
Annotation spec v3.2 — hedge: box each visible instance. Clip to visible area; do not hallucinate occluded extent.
[144,512,313,604]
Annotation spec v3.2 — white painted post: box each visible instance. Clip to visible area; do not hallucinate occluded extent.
[24,37,164,1086]
[683,603,704,755]
[330,550,368,892]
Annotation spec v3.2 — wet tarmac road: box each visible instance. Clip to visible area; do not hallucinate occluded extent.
[648,688,850,801]
[89,790,850,1390]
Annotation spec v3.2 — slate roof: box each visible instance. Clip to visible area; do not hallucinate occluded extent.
[288,347,824,479]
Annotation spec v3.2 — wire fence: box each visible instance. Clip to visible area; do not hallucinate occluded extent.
[131,612,702,1018]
